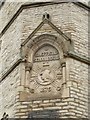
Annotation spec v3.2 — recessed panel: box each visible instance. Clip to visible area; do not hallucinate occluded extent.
[29,45,63,100]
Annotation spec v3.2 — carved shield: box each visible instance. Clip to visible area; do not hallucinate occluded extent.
[29,44,63,100]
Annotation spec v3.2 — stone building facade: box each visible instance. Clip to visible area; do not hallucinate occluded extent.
[0,0,90,119]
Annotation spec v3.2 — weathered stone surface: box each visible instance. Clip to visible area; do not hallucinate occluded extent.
[0,65,21,118]
[0,1,89,119]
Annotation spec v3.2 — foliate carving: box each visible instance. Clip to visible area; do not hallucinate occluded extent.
[29,45,63,100]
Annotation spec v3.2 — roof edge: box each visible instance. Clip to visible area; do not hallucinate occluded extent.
[0,1,90,37]
[74,1,90,11]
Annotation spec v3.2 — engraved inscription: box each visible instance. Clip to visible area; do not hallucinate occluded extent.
[34,45,59,62]
[40,87,51,93]
[29,45,63,100]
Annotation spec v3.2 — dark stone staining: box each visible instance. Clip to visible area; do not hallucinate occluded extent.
[28,109,60,118]
[0,0,6,9]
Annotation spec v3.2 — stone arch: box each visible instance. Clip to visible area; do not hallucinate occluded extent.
[24,34,69,100]
[33,44,60,63]
[26,34,67,63]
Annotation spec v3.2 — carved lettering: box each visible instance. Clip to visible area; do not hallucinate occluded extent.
[40,87,51,93]
[34,45,59,62]
[29,45,63,100]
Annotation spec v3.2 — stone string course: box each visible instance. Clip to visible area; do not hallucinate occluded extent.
[0,65,21,118]
[0,1,89,119]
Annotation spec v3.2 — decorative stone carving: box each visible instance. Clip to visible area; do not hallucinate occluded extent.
[37,69,55,86]
[22,34,69,100]
[28,44,63,100]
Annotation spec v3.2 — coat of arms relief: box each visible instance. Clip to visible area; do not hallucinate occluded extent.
[30,45,63,98]
[21,34,70,100]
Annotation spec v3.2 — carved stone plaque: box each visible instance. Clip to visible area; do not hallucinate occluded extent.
[29,45,63,100]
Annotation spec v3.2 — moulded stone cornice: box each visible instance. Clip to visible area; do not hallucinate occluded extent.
[0,58,22,82]
[0,1,90,83]
[0,50,90,83]
[0,1,90,38]
[67,51,90,65]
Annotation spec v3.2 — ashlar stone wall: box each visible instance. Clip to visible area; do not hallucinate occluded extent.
[0,1,89,119]
[0,65,21,118]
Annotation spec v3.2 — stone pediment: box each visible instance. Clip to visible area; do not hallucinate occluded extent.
[21,13,73,62]
[20,13,72,101]
[21,13,72,47]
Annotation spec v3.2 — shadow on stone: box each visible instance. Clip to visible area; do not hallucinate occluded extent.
[28,109,60,118]
[88,1,90,119]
